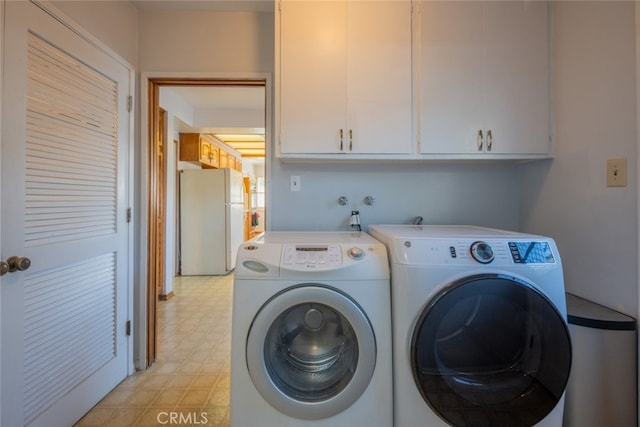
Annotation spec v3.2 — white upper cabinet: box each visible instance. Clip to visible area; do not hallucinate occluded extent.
[419,1,551,157]
[276,0,413,157]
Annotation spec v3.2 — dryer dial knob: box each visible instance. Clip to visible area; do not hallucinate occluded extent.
[348,247,365,260]
[470,241,495,264]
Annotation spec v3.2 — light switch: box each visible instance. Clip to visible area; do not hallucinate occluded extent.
[607,158,627,187]
[290,176,301,192]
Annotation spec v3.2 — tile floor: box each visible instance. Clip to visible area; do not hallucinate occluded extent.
[75,275,233,427]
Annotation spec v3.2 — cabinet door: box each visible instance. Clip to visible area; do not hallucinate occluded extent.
[278,0,413,156]
[200,139,212,164]
[219,150,229,168]
[210,146,220,168]
[347,1,413,154]
[420,1,484,154]
[483,1,550,155]
[419,1,550,156]
[278,1,347,154]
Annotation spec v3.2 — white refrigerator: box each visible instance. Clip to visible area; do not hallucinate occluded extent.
[180,168,245,275]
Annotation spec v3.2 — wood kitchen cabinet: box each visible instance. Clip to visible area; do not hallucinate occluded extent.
[219,150,229,168]
[179,133,243,171]
[419,1,551,158]
[179,133,220,168]
[219,150,242,171]
[276,0,413,157]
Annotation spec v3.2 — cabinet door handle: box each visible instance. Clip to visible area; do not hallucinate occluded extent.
[477,129,484,151]
[487,129,493,151]
[340,129,344,151]
[349,129,353,151]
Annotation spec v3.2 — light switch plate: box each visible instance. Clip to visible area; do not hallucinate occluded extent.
[607,158,627,187]
[290,175,301,192]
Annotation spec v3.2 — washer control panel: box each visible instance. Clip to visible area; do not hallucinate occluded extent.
[283,244,342,268]
[281,244,371,270]
[236,232,389,279]
[347,247,365,260]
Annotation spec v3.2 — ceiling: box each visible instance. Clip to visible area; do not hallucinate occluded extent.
[211,133,265,158]
[166,86,264,110]
[162,85,266,158]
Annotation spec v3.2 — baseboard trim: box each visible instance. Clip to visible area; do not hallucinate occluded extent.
[159,291,175,301]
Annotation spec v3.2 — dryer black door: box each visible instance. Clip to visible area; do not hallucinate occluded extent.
[411,274,572,427]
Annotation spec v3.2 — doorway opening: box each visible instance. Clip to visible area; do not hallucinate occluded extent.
[146,77,268,367]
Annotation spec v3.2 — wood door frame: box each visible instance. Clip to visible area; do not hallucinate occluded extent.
[142,74,270,368]
[156,107,168,301]
[146,82,159,366]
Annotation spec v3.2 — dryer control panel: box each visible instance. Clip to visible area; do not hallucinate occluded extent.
[395,238,557,266]
[508,241,555,264]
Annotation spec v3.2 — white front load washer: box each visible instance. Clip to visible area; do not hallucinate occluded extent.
[230,232,392,426]
[369,225,572,427]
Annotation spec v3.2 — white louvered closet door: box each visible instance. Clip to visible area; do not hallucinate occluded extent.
[1,2,131,426]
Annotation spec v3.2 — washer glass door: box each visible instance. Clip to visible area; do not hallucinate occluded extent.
[412,274,571,427]
[246,285,376,420]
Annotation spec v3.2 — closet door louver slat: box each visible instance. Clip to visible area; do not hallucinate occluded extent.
[23,253,117,425]
[20,32,121,425]
[25,33,118,247]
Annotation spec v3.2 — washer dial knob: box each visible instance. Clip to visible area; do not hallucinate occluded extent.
[470,241,494,264]
[347,247,365,260]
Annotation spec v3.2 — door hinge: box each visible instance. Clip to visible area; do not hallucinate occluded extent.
[126,320,131,336]
[126,207,132,223]
[127,95,133,112]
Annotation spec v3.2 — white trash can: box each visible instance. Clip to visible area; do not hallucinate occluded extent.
[563,293,637,427]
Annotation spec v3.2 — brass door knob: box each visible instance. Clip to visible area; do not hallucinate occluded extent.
[0,261,8,276]
[7,256,31,273]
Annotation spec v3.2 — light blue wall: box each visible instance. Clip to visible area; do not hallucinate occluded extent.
[137,4,638,318]
[138,8,522,236]
[50,1,138,68]
[520,1,638,316]
[270,161,520,232]
[138,9,274,73]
